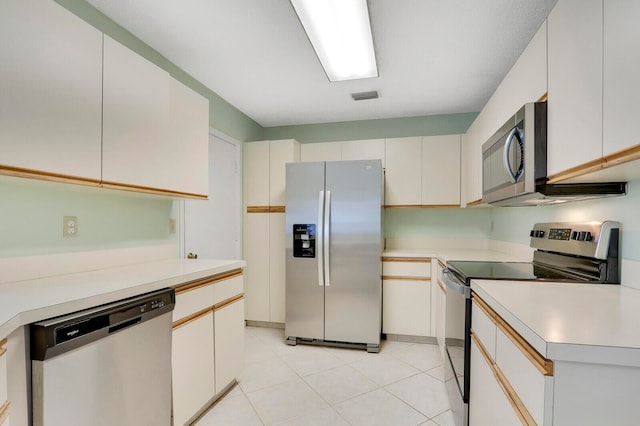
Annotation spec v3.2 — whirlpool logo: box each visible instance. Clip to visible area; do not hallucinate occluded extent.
[66,329,80,338]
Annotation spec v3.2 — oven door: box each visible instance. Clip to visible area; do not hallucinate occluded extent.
[441,267,471,426]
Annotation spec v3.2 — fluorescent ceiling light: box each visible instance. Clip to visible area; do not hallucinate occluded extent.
[291,0,378,82]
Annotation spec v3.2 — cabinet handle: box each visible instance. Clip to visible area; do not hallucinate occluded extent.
[317,191,325,287]
[323,190,331,286]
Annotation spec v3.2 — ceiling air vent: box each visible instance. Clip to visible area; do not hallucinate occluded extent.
[351,90,379,101]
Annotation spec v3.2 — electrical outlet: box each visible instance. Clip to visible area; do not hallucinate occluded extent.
[63,216,78,238]
[169,218,176,234]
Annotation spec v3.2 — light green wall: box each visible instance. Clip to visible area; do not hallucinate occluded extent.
[384,208,492,241]
[56,0,263,142]
[0,177,176,258]
[490,180,640,261]
[262,112,478,143]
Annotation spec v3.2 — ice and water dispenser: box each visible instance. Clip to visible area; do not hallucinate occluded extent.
[293,224,316,258]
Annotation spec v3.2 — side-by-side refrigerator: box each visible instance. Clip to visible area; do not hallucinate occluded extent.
[285,160,383,353]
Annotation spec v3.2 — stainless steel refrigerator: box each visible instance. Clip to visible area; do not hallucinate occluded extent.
[285,160,383,353]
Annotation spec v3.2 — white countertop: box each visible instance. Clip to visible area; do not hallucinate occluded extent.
[472,279,640,367]
[0,258,245,341]
[383,248,526,263]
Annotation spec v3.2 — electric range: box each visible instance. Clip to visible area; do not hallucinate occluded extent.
[440,221,621,426]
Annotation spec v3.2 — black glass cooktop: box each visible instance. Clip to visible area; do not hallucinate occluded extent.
[446,261,583,283]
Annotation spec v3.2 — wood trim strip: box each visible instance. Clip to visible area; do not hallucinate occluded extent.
[471,332,536,426]
[537,92,548,102]
[172,306,213,330]
[382,276,431,282]
[214,294,244,311]
[0,338,6,357]
[101,182,207,199]
[0,165,101,187]
[473,294,553,376]
[438,279,446,293]
[0,401,9,424]
[437,260,446,268]
[175,269,243,294]
[246,206,286,213]
[547,144,640,184]
[466,199,483,207]
[382,257,431,263]
[384,204,461,209]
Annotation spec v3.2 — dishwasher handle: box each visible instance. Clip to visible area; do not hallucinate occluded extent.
[31,288,175,361]
[442,268,471,298]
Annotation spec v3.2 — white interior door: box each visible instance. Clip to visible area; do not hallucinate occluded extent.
[183,131,241,259]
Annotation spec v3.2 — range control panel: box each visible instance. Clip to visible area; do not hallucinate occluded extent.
[529,221,620,260]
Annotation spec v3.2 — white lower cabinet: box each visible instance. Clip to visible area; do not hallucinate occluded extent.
[244,212,286,324]
[470,293,552,425]
[172,311,215,426]
[172,271,244,425]
[469,336,523,426]
[0,339,8,426]
[214,299,245,395]
[382,258,432,337]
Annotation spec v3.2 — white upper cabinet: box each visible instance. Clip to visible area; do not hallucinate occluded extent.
[603,0,640,157]
[269,139,301,206]
[341,139,386,166]
[0,0,102,181]
[243,141,270,206]
[102,35,173,190]
[168,78,209,196]
[547,0,603,176]
[422,135,461,205]
[300,141,342,162]
[461,125,483,206]
[385,137,422,206]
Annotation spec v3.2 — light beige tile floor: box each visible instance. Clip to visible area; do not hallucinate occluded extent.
[195,326,454,426]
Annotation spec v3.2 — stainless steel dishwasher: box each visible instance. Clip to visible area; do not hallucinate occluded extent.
[30,288,175,426]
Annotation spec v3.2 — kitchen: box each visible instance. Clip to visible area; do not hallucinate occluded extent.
[1,0,640,425]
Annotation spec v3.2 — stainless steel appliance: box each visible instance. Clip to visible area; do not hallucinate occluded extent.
[285,160,383,353]
[482,102,626,206]
[30,289,175,426]
[440,221,620,426]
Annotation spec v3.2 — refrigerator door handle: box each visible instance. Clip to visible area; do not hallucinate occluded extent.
[324,190,331,286]
[317,190,325,286]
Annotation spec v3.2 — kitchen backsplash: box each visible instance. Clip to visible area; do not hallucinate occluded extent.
[0,176,178,258]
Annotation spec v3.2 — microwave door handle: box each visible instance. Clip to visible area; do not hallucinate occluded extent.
[503,127,524,183]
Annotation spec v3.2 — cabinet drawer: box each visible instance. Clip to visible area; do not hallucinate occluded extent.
[382,258,431,278]
[471,297,497,360]
[214,275,244,305]
[173,282,215,322]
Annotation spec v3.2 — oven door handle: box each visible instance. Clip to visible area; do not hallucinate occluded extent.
[442,268,471,298]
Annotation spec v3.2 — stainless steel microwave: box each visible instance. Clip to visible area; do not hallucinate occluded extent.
[481,102,625,206]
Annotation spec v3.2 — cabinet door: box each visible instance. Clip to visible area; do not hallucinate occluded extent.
[385,137,422,206]
[269,213,286,323]
[168,78,209,196]
[172,311,215,426]
[469,337,523,426]
[0,343,7,421]
[270,139,301,206]
[214,299,245,394]
[243,213,270,322]
[382,279,430,336]
[511,22,548,109]
[421,135,461,205]
[300,142,342,163]
[0,0,102,181]
[461,125,483,206]
[547,0,603,176]
[102,35,172,190]
[244,141,270,206]
[603,0,640,156]
[341,139,386,166]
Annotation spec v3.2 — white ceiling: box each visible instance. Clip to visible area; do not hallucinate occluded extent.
[86,0,557,128]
